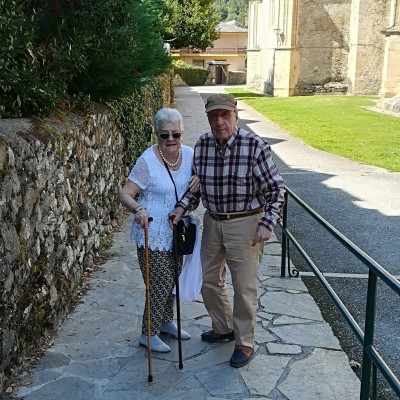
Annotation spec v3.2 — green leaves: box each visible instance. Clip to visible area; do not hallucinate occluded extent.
[70,0,171,100]
[108,77,165,166]
[173,60,210,85]
[0,0,171,117]
[162,0,219,50]
[213,0,248,27]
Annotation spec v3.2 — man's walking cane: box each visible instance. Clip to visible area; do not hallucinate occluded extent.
[172,225,183,369]
[144,217,153,382]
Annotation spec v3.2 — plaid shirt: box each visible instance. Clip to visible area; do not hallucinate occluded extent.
[178,128,285,231]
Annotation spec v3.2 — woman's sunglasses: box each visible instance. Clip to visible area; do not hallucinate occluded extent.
[159,131,182,140]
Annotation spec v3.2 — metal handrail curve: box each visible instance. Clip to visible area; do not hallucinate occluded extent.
[280,186,400,399]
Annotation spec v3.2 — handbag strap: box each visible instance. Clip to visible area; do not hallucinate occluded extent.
[162,159,179,203]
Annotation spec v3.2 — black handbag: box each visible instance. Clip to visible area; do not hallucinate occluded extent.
[174,217,196,255]
[162,159,196,255]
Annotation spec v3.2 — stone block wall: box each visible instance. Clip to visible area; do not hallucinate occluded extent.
[247,48,275,95]
[227,71,246,85]
[173,74,188,86]
[173,71,213,86]
[296,0,352,94]
[347,0,390,95]
[295,81,349,95]
[0,105,127,391]
[381,32,400,98]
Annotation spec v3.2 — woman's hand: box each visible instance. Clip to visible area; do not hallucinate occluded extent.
[134,208,151,229]
[188,175,201,193]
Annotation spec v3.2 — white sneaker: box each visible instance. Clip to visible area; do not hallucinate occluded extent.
[138,334,171,353]
[160,322,191,340]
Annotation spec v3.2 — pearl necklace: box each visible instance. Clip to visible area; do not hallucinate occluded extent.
[158,145,181,168]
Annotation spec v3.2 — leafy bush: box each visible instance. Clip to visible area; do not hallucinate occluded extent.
[108,76,165,167]
[70,0,171,100]
[0,1,84,117]
[0,0,171,118]
[172,60,210,86]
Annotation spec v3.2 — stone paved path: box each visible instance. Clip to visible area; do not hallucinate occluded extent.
[14,86,361,399]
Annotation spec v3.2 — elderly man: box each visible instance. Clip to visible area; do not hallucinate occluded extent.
[171,93,285,368]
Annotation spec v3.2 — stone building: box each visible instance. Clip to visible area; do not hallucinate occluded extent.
[246,0,400,109]
[379,0,400,111]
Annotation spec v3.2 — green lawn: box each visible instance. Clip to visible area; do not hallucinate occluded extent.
[225,88,400,172]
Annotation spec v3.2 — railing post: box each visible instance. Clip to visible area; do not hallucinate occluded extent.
[372,364,377,400]
[280,191,288,277]
[360,270,378,399]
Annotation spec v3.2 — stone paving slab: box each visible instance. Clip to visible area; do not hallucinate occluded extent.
[14,86,361,399]
[260,291,325,321]
[266,343,302,355]
[278,349,360,399]
[269,322,341,349]
[240,354,291,396]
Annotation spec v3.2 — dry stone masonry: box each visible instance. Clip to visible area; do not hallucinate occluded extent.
[0,105,127,391]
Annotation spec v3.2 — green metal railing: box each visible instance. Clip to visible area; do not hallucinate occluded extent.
[280,187,400,399]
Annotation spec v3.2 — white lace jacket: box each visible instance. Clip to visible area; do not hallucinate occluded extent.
[128,144,194,251]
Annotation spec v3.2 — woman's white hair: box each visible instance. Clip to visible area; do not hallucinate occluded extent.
[153,108,184,133]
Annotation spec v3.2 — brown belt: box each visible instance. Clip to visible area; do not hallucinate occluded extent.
[208,208,263,221]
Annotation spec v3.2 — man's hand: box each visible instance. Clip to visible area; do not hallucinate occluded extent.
[168,206,185,228]
[252,225,272,246]
[188,175,201,193]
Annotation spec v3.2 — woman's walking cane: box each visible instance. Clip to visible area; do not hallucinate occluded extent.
[144,217,153,382]
[172,225,183,369]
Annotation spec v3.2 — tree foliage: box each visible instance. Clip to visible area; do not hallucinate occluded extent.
[0,0,89,117]
[213,0,249,28]
[70,0,171,99]
[162,0,220,50]
[0,0,171,117]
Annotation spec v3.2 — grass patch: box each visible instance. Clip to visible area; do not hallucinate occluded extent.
[226,89,400,172]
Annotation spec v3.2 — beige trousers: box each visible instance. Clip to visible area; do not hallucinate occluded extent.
[200,211,264,348]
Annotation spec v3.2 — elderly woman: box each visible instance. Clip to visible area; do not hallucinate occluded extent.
[119,108,200,353]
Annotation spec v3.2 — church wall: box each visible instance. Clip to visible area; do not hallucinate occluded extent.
[246,0,277,94]
[295,0,352,94]
[247,48,276,94]
[381,35,400,97]
[380,0,400,99]
[347,0,391,95]
[246,0,397,98]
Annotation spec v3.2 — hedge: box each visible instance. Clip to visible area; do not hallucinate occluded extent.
[172,60,210,86]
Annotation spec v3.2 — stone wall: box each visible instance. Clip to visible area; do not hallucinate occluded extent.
[0,105,128,391]
[173,74,188,86]
[347,0,390,95]
[297,0,352,89]
[380,32,400,98]
[247,48,275,95]
[227,71,246,85]
[247,0,394,97]
[295,81,349,95]
[173,71,213,86]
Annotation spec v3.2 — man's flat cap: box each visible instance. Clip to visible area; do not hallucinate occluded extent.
[205,93,237,113]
